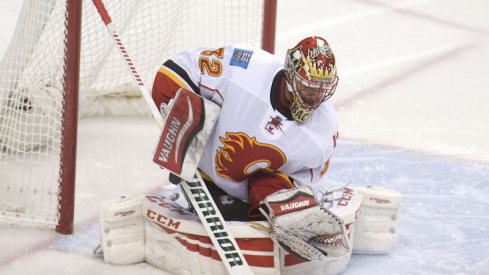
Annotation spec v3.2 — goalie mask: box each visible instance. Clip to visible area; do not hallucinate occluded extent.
[284,36,339,123]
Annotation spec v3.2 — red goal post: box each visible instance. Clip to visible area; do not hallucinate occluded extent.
[0,0,277,234]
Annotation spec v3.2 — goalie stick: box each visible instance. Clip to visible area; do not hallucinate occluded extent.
[92,1,253,274]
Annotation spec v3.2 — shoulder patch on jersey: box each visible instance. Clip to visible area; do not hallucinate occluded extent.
[230,48,253,69]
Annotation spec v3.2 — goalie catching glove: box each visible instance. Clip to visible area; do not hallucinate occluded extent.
[251,185,350,262]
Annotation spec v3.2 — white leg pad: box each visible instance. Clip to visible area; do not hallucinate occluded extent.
[99,195,146,265]
[98,188,399,273]
[352,187,402,254]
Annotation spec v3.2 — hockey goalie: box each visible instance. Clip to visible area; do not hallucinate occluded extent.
[97,36,402,274]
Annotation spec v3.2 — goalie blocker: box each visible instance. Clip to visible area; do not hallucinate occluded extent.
[97,186,401,275]
[152,87,220,182]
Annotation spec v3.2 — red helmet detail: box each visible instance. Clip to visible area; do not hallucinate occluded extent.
[284,36,339,123]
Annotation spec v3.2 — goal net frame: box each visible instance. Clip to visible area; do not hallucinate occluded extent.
[0,0,277,234]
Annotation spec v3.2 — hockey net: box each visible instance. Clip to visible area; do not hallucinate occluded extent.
[0,0,276,233]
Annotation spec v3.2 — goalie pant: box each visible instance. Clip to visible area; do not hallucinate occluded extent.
[98,186,401,275]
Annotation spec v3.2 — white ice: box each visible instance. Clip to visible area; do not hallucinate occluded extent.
[1,0,488,274]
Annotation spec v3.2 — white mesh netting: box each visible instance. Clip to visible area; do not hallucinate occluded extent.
[0,0,266,229]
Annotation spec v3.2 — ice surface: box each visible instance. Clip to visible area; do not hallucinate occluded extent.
[1,0,488,274]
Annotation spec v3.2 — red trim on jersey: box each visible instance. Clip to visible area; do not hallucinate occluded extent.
[248,170,294,218]
[152,70,185,107]
[201,84,224,101]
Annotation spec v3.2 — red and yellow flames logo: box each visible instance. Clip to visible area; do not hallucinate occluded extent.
[215,132,286,182]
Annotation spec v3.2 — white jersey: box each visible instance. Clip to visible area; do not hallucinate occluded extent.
[159,44,338,202]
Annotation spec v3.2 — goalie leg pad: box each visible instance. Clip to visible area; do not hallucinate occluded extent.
[99,195,146,265]
[352,186,402,254]
[99,192,372,275]
[142,194,279,275]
